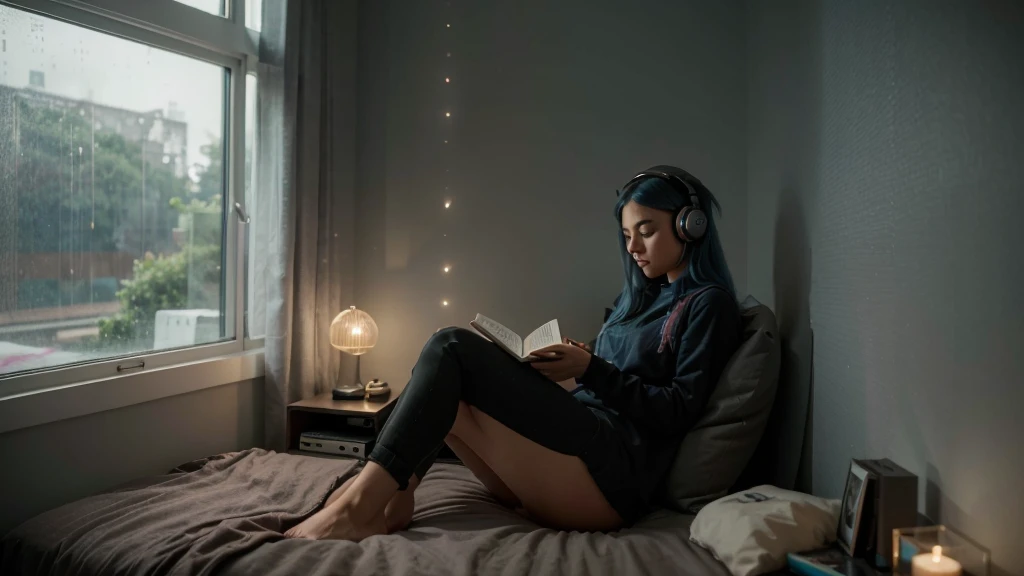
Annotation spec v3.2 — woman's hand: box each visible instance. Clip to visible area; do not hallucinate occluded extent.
[529,337,593,388]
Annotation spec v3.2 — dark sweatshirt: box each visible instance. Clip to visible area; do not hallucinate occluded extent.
[573,277,741,512]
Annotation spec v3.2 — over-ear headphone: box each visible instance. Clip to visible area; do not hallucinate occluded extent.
[618,165,708,242]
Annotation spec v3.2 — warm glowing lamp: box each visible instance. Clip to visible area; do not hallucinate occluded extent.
[329,306,389,400]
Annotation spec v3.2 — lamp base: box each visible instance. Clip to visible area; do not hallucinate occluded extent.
[333,355,366,400]
[331,385,365,400]
[331,379,390,401]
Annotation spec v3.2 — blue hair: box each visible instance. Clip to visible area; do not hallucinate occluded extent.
[603,171,737,330]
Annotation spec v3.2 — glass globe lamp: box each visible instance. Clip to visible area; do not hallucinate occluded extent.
[330,306,379,393]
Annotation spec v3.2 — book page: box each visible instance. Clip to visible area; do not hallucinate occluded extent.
[472,314,523,356]
[523,319,561,356]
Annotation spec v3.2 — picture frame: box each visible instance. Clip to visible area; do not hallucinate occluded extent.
[837,460,871,556]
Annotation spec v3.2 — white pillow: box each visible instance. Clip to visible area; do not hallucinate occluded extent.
[689,485,841,576]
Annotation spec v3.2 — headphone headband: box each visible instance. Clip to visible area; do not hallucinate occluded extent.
[620,166,701,210]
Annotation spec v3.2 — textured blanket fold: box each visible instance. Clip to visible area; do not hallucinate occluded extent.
[1,448,730,576]
[1,449,356,576]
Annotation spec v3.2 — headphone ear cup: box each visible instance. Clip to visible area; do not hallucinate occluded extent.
[684,208,708,240]
[676,207,694,242]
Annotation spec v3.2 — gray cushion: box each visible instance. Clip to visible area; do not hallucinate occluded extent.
[662,295,782,514]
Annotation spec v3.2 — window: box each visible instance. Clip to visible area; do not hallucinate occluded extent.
[172,0,261,30]
[245,0,262,31]
[173,0,226,17]
[0,0,261,393]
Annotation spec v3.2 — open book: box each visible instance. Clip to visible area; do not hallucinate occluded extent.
[470,313,562,362]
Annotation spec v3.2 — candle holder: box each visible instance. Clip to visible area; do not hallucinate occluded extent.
[893,525,989,576]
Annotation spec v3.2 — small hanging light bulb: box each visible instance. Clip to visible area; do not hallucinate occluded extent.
[445,77,450,83]
[445,111,451,117]
[443,265,451,273]
[442,300,449,307]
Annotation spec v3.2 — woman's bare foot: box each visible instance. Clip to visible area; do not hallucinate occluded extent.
[284,463,409,540]
[283,499,388,541]
[320,472,416,533]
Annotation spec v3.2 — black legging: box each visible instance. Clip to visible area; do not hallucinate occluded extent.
[366,326,644,523]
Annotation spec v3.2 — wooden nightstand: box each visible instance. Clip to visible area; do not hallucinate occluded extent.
[286,381,405,461]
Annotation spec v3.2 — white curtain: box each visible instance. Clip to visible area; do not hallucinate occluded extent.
[255,0,357,450]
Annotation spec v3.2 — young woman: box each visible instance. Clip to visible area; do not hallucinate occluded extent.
[285,165,742,541]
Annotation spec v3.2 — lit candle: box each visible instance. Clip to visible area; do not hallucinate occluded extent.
[912,546,962,576]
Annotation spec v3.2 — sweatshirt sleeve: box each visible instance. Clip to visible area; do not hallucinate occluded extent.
[577,288,740,436]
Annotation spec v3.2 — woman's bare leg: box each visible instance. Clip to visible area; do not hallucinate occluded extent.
[459,405,622,532]
[444,402,521,509]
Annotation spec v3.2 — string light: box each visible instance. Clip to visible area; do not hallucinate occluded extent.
[441,2,457,313]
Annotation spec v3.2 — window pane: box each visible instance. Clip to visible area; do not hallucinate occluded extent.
[246,0,263,32]
[0,6,231,377]
[244,73,264,339]
[173,0,226,17]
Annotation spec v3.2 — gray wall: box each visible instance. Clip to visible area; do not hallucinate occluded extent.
[354,0,749,388]
[0,378,263,533]
[747,1,1024,572]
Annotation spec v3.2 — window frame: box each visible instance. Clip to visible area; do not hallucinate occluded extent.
[0,0,263,397]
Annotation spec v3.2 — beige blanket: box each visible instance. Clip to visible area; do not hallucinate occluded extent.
[0,448,730,576]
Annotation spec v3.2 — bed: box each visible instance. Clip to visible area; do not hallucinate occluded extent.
[0,448,731,576]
